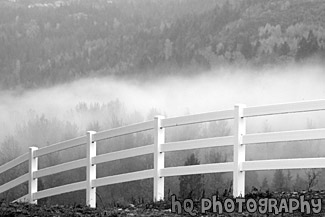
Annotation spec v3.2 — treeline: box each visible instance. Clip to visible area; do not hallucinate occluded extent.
[1,0,325,89]
[1,100,325,205]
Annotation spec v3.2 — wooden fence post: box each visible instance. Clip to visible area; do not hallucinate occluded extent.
[154,115,165,201]
[86,131,96,207]
[29,146,38,204]
[233,104,246,197]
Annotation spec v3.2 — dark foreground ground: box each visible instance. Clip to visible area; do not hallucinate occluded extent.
[1,190,325,216]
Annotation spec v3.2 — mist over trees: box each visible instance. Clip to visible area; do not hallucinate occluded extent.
[179,153,203,200]
[1,99,325,205]
[1,0,325,89]
[0,99,235,204]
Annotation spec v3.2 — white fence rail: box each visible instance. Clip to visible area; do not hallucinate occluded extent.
[1,99,325,207]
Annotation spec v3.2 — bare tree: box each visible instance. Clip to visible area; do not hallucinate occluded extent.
[305,169,321,191]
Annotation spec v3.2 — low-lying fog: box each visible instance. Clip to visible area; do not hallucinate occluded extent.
[1,63,325,139]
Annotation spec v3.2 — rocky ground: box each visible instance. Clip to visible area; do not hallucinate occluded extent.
[1,190,325,216]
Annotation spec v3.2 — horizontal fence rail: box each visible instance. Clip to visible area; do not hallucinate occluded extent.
[35,136,87,158]
[1,99,325,207]
[161,109,234,127]
[242,158,325,171]
[93,120,154,141]
[161,136,233,152]
[93,144,153,165]
[243,99,325,117]
[34,181,87,200]
[243,128,325,144]
[0,174,29,194]
[93,169,154,188]
[161,163,234,177]
[0,152,29,174]
[34,158,87,179]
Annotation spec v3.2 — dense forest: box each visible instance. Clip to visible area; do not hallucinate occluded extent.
[0,0,325,89]
[1,0,325,207]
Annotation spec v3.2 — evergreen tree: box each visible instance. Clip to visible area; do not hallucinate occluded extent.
[241,37,253,59]
[261,177,269,191]
[272,169,285,192]
[293,174,306,191]
[279,41,290,56]
[179,153,203,200]
[246,171,259,193]
[296,30,319,60]
[306,169,321,191]
[203,151,226,196]
[284,170,292,191]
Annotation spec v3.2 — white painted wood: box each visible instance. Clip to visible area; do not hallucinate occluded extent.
[161,110,233,128]
[233,104,246,197]
[0,152,29,174]
[29,147,38,204]
[86,131,96,208]
[92,169,154,187]
[93,121,154,141]
[244,128,325,145]
[33,181,86,200]
[244,99,325,117]
[92,145,153,165]
[13,194,29,203]
[154,115,165,201]
[5,100,325,206]
[0,173,28,193]
[160,162,234,177]
[242,158,325,171]
[34,158,87,179]
[161,136,233,152]
[35,136,87,157]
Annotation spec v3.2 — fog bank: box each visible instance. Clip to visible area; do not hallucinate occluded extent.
[1,64,325,138]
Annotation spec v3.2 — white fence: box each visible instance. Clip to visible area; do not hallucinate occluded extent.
[1,100,325,207]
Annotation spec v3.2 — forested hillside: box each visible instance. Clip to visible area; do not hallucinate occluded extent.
[1,0,325,89]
